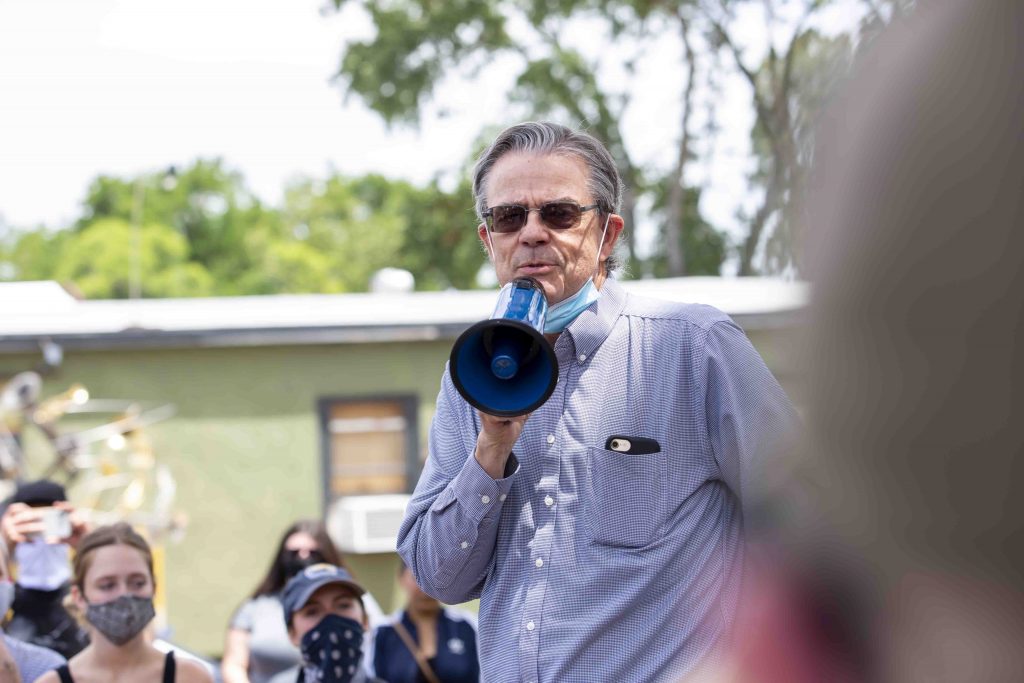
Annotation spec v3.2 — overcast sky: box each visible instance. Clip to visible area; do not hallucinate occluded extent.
[0,0,862,261]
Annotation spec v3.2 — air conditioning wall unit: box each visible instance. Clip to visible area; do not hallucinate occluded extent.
[327,494,411,554]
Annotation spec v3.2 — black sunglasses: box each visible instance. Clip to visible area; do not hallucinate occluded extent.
[483,201,600,234]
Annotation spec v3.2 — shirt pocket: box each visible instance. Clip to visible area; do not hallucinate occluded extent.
[583,445,667,548]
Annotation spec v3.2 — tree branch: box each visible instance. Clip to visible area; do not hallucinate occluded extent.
[706,14,778,143]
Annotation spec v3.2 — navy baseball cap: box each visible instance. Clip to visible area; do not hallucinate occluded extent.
[281,563,366,624]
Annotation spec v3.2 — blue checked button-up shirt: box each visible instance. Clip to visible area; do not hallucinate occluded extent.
[398,278,798,682]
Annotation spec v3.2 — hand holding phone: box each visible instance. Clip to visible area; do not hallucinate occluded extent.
[35,507,72,542]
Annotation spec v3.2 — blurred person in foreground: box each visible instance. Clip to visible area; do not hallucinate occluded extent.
[222,520,385,683]
[399,121,799,681]
[34,522,212,683]
[368,562,478,683]
[719,2,1024,682]
[0,480,90,659]
[0,540,64,682]
[268,564,384,683]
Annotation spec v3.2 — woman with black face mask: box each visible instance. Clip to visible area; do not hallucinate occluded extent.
[222,520,384,683]
[34,523,213,683]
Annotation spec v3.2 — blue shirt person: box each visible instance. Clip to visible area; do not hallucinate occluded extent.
[398,122,798,682]
[368,564,478,683]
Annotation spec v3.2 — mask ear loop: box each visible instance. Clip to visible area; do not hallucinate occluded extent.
[483,220,496,263]
[593,211,612,275]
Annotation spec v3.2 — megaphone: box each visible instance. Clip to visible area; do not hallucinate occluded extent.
[450,278,558,417]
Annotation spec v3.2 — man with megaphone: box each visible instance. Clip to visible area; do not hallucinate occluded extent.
[397,122,798,682]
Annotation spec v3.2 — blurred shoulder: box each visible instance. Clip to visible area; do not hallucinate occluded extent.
[176,656,216,683]
[4,633,65,682]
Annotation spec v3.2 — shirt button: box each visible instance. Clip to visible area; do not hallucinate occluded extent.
[546,434,555,444]
[499,493,507,502]
[460,541,469,549]
[481,495,491,504]
[535,558,544,568]
[526,621,535,631]
[578,353,586,362]
[544,495,554,507]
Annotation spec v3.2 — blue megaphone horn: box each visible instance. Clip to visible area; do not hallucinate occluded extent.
[450,277,558,417]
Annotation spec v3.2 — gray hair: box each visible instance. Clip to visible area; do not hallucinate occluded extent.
[472,121,625,275]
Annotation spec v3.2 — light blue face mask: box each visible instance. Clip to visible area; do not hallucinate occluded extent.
[542,212,611,334]
[544,278,599,333]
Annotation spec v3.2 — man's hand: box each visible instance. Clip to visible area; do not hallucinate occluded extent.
[474,411,529,480]
[0,503,44,551]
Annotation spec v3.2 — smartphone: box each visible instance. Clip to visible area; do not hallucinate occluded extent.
[36,507,72,541]
[604,435,661,455]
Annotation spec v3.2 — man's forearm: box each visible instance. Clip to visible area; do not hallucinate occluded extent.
[398,451,516,604]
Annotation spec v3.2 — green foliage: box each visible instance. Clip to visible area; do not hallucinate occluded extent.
[282,173,484,292]
[1,229,72,282]
[337,0,514,127]
[52,218,214,299]
[2,162,484,298]
[79,159,286,290]
[647,183,727,276]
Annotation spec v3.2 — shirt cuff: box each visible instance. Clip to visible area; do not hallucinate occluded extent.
[446,451,518,524]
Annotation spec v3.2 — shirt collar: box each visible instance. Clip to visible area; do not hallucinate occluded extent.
[557,277,626,362]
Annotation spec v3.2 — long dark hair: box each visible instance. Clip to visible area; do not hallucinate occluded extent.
[250,519,349,598]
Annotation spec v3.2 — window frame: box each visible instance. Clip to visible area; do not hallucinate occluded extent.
[316,394,420,509]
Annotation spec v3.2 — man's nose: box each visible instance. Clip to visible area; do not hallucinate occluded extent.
[518,209,550,246]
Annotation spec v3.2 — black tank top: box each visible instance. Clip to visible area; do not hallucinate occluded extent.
[56,650,176,683]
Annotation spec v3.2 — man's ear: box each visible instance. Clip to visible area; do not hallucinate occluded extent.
[477,223,494,261]
[600,214,625,261]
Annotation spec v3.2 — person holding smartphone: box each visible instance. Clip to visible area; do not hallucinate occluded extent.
[0,480,90,659]
[0,540,65,682]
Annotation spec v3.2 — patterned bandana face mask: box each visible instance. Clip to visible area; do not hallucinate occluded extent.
[300,613,364,683]
[85,594,156,646]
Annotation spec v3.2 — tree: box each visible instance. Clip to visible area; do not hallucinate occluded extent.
[52,218,215,299]
[3,162,483,298]
[702,2,855,275]
[281,173,485,292]
[0,228,72,283]
[80,159,287,292]
[648,183,727,276]
[329,0,729,278]
[329,0,890,277]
